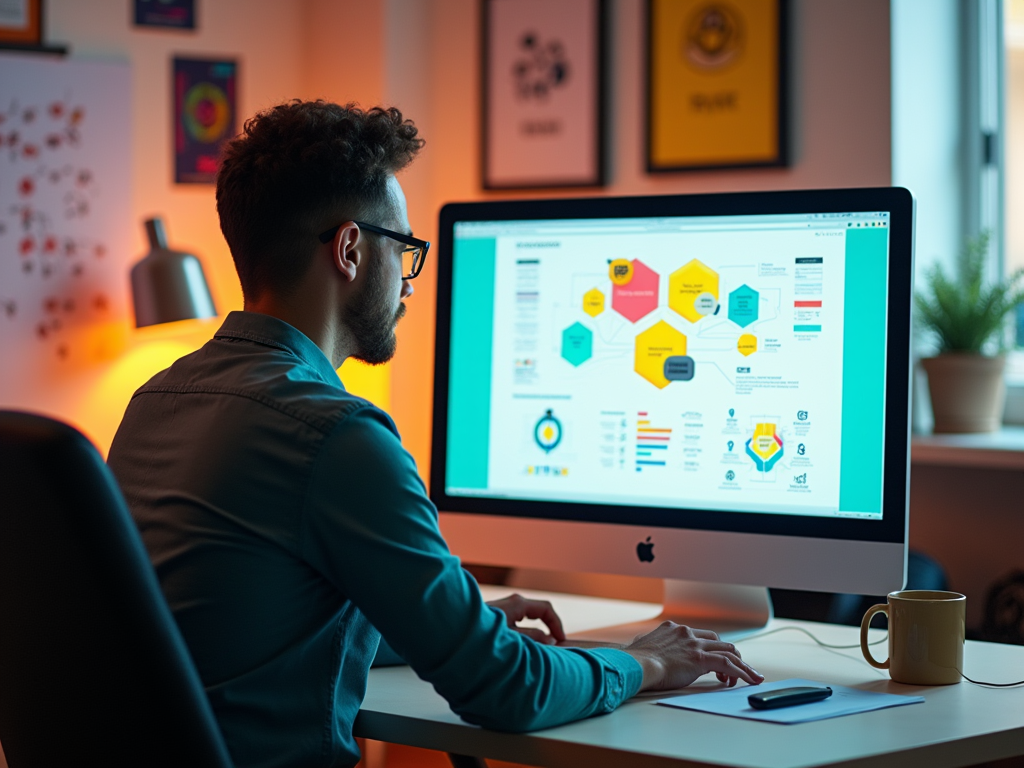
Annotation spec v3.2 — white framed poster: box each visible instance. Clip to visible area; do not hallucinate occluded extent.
[482,0,606,189]
[0,54,131,379]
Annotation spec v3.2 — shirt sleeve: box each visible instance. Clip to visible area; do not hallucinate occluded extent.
[298,405,643,732]
[371,635,405,667]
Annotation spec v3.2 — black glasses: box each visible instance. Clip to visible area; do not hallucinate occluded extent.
[318,221,430,280]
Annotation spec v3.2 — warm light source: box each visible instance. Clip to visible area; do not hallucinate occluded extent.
[131,217,217,327]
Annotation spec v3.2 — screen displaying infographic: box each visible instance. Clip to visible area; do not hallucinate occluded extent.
[448,212,890,520]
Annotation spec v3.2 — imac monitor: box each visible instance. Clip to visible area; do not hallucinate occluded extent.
[431,188,913,623]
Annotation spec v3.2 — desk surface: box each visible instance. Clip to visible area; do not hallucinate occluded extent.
[356,613,1024,768]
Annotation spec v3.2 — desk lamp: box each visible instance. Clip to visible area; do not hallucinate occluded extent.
[131,218,216,327]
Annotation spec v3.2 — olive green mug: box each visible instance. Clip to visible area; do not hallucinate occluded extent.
[860,590,966,685]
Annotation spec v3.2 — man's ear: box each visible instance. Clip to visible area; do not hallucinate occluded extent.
[331,222,362,283]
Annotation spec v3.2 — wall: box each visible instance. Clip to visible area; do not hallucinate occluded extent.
[0,0,389,455]
[387,0,894,478]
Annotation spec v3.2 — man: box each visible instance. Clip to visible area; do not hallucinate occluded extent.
[107,101,762,768]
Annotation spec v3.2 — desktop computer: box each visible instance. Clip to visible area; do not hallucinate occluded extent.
[430,187,914,639]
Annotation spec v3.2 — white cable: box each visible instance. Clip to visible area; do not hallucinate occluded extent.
[736,625,1024,687]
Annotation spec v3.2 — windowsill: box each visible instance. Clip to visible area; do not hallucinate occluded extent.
[911,426,1024,470]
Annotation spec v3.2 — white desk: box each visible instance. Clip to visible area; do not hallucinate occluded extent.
[355,602,1024,767]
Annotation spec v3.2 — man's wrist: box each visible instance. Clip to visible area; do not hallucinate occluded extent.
[622,648,662,691]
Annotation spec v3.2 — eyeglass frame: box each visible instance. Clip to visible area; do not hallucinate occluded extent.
[317,220,430,280]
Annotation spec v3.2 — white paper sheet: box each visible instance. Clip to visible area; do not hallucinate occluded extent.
[656,678,925,724]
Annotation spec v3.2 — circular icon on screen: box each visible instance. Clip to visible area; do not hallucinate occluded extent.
[534,409,563,454]
[609,258,634,286]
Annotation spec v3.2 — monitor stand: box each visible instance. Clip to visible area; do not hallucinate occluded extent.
[566,579,773,645]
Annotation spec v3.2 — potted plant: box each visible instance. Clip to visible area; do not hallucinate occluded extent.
[915,232,1024,433]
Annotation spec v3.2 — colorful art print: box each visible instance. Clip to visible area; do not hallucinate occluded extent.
[482,0,606,189]
[173,57,236,184]
[0,0,43,46]
[134,0,195,30]
[646,0,789,172]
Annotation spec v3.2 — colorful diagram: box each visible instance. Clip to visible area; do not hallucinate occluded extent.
[745,423,783,472]
[559,252,772,390]
[534,409,563,453]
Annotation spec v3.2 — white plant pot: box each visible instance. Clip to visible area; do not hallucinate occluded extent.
[921,354,1006,433]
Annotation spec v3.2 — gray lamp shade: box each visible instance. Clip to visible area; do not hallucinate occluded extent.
[131,218,217,328]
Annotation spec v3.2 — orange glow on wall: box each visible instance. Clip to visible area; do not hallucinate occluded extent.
[338,357,391,411]
[60,319,391,457]
[71,320,219,455]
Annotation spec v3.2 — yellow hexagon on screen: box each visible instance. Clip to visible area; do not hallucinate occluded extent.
[669,260,719,323]
[737,334,757,356]
[634,320,687,389]
[583,288,605,317]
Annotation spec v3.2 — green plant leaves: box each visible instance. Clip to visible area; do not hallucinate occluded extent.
[914,231,1024,354]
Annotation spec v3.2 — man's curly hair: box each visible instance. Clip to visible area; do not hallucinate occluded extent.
[216,100,424,302]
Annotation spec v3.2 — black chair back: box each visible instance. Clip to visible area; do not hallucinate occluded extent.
[0,411,232,767]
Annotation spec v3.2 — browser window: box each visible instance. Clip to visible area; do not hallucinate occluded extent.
[446,212,890,520]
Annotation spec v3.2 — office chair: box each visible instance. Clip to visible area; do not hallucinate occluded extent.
[0,411,233,768]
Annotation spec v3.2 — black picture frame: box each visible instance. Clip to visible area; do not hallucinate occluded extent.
[481,0,607,190]
[133,0,196,31]
[645,0,790,173]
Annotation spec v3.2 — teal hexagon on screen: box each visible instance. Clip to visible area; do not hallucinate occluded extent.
[561,322,593,366]
[728,284,759,328]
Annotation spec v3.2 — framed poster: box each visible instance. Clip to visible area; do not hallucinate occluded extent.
[173,56,236,184]
[482,0,606,189]
[0,54,131,371]
[647,0,788,172]
[0,0,42,46]
[134,0,196,30]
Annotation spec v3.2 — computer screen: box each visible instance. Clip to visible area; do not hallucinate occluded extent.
[431,189,912,596]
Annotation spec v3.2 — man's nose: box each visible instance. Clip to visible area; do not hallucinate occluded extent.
[401,279,414,299]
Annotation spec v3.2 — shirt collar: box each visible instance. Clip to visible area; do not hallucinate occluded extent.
[214,311,342,387]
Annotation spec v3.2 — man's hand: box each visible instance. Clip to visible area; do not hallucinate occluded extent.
[487,593,566,645]
[622,621,763,691]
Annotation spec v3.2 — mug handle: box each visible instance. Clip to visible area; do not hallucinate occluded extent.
[860,603,890,669]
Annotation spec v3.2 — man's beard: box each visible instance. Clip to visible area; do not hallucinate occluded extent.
[344,244,405,365]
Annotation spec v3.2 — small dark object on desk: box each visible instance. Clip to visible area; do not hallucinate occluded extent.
[748,686,833,710]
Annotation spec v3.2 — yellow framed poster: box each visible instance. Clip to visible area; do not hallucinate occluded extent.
[647,0,788,172]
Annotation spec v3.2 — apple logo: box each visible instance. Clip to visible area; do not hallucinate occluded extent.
[636,536,655,563]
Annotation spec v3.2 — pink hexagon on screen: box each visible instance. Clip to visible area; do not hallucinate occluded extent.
[612,260,660,323]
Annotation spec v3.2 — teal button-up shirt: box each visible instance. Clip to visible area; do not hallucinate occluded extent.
[107,311,642,768]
